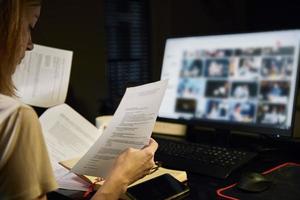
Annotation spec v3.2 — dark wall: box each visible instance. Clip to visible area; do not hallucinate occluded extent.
[245,1,300,31]
[33,0,107,122]
[150,0,247,81]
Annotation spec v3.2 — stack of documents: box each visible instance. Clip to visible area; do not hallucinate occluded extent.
[13,45,179,191]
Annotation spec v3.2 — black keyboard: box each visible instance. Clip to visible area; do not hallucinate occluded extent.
[154,136,257,179]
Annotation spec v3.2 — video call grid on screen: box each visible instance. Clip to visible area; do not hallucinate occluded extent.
[159,30,300,131]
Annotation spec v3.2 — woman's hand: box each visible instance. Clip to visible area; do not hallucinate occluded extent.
[110,138,158,185]
[93,138,158,200]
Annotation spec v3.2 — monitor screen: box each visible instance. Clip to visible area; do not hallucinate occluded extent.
[159,30,300,137]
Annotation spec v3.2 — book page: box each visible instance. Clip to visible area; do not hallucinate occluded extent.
[39,104,102,190]
[71,80,168,177]
[59,158,105,188]
[13,44,73,107]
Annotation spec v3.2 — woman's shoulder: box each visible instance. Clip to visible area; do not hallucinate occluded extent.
[0,93,21,107]
[0,94,35,123]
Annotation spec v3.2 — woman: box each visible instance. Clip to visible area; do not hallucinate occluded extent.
[0,0,158,199]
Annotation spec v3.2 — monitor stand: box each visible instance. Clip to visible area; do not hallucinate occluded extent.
[185,125,281,152]
[186,125,232,147]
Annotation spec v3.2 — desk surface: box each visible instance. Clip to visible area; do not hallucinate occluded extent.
[188,151,300,199]
[48,134,300,200]
[186,133,300,199]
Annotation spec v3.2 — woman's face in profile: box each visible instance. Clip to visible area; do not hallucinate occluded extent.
[19,5,41,63]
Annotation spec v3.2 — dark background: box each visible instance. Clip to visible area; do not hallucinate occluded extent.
[33,0,300,123]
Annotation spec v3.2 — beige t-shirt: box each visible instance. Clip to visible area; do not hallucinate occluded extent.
[0,94,58,200]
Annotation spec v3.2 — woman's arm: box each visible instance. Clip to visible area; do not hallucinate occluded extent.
[92,138,158,200]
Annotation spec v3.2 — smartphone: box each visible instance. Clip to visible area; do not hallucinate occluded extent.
[126,173,189,200]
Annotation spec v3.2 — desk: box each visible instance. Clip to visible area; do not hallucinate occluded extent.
[186,134,300,199]
[187,151,300,199]
[48,134,300,200]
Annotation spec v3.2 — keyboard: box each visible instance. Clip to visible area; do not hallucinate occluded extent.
[154,136,257,179]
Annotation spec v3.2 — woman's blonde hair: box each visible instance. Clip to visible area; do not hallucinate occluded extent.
[0,0,41,96]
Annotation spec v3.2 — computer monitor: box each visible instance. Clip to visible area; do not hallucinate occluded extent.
[159,30,300,138]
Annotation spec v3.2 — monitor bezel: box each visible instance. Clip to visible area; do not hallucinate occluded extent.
[158,30,300,138]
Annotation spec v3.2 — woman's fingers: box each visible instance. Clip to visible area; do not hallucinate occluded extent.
[108,138,160,187]
[142,138,158,153]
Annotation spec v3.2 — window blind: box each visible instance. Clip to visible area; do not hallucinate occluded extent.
[104,0,151,112]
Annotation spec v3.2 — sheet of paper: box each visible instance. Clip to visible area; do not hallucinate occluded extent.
[39,104,102,190]
[13,44,73,107]
[54,167,90,191]
[72,80,168,177]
